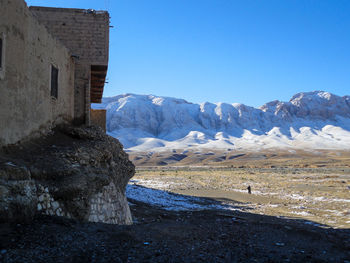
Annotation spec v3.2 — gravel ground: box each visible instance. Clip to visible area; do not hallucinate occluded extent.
[1,198,350,263]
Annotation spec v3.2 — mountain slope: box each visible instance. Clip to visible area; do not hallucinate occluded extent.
[92,91,350,152]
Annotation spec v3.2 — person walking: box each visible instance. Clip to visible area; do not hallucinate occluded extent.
[247,185,251,194]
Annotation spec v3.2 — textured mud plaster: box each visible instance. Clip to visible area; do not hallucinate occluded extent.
[91,109,106,132]
[0,0,75,146]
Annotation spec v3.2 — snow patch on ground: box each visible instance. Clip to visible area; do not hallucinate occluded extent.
[129,179,174,189]
[290,211,311,216]
[127,182,241,212]
[128,178,350,212]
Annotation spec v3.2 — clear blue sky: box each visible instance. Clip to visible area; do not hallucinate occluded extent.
[27,0,350,107]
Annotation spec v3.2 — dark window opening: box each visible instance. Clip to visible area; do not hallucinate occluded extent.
[51,65,58,99]
[0,38,3,69]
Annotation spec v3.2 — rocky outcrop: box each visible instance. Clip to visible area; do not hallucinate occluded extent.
[0,125,135,224]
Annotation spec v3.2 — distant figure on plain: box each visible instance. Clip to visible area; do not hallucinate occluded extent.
[247,185,251,194]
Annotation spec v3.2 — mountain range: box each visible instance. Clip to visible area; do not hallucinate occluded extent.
[92,91,350,152]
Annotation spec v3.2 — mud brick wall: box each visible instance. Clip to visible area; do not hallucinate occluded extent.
[0,0,75,146]
[29,7,109,65]
[30,7,109,125]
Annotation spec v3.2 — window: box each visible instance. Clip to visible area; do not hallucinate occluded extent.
[0,38,3,69]
[51,65,58,99]
[0,32,5,80]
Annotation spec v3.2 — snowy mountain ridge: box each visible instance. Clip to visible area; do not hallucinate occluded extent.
[93,91,350,152]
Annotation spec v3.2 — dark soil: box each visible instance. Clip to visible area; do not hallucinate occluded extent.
[1,199,349,263]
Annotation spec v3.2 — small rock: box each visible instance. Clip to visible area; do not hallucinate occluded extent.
[275,242,285,246]
[52,201,59,210]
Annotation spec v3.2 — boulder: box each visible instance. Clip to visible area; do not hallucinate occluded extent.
[0,125,135,224]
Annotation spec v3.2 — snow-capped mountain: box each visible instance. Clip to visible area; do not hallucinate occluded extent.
[92,91,350,152]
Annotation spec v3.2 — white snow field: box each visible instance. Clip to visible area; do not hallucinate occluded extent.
[92,91,350,152]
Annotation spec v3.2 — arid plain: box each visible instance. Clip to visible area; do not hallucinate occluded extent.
[130,149,350,229]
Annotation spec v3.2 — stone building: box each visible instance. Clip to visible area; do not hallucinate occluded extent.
[0,0,109,146]
[30,6,109,125]
[0,0,134,225]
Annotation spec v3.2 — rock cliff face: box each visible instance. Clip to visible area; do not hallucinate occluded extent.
[0,126,135,224]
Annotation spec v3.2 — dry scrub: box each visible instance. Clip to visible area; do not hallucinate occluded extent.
[133,167,350,229]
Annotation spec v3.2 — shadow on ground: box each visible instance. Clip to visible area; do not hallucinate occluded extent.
[0,188,349,263]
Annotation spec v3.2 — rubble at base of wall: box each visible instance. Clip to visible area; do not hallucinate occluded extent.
[0,125,135,225]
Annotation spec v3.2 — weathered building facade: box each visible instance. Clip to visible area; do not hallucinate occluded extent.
[0,1,135,226]
[30,6,109,125]
[0,0,109,146]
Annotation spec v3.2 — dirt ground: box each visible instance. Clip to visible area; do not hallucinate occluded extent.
[133,167,350,229]
[0,198,350,263]
[129,149,350,168]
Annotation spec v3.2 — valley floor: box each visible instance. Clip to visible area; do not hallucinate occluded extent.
[131,167,350,229]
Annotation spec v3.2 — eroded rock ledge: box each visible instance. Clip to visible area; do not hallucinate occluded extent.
[0,126,135,224]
